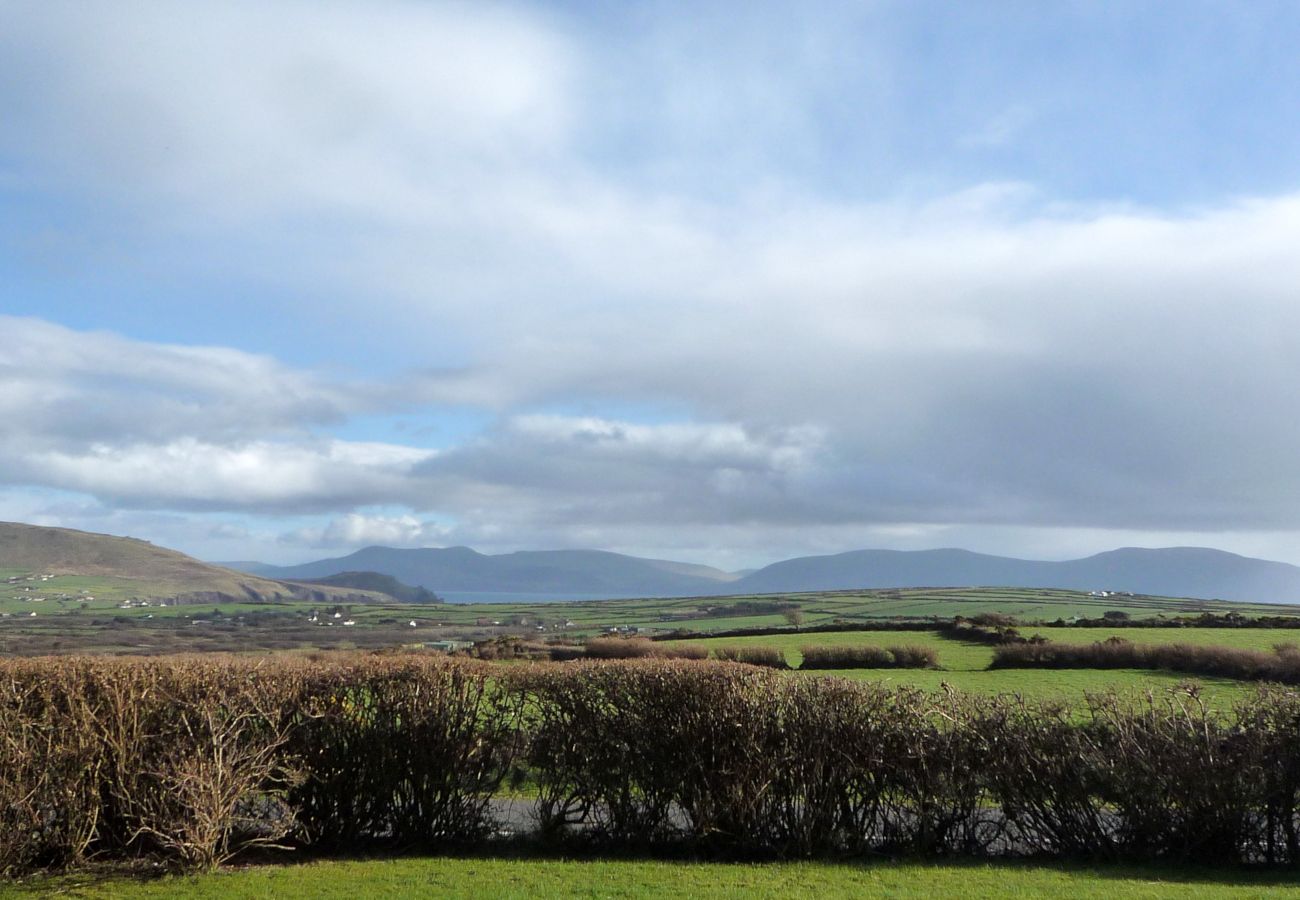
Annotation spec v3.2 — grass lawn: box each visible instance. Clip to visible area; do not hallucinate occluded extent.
[13,856,1300,899]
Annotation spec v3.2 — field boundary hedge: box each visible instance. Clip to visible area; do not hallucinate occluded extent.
[991,637,1300,684]
[799,644,938,669]
[5,654,1300,875]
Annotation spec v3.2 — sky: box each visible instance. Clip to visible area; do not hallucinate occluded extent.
[3,0,1300,569]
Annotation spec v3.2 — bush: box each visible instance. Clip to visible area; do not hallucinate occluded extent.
[713,645,788,668]
[798,644,938,669]
[583,637,657,659]
[889,645,939,668]
[515,660,987,855]
[800,645,894,669]
[8,653,1300,873]
[0,657,299,873]
[284,656,524,851]
[582,638,708,661]
[990,639,1300,684]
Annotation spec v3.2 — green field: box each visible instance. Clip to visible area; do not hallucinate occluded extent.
[7,576,1300,658]
[663,627,1265,707]
[12,856,1300,899]
[1023,626,1300,651]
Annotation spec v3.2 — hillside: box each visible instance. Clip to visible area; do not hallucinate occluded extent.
[233,543,1300,605]
[0,522,387,605]
[288,571,441,604]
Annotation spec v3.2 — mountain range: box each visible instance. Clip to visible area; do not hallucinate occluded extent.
[227,544,1300,605]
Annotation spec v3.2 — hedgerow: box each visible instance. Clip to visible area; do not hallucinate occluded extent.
[4,653,1300,875]
[798,644,938,669]
[990,637,1300,684]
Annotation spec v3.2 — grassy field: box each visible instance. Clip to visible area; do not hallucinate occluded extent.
[663,628,1262,707]
[824,666,1255,707]
[1022,626,1300,651]
[7,577,1300,657]
[12,856,1300,899]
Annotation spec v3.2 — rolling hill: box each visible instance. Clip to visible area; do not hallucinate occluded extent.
[0,522,389,605]
[732,546,1300,603]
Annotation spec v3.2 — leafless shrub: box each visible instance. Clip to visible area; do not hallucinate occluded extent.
[284,655,525,851]
[584,637,658,659]
[800,645,894,669]
[713,645,788,668]
[8,652,1300,873]
[991,639,1300,684]
[888,645,939,668]
[799,644,938,669]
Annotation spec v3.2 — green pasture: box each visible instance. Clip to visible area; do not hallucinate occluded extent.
[14,856,1300,899]
[1022,626,1300,651]
[665,628,1261,708]
[825,666,1255,707]
[6,577,1300,657]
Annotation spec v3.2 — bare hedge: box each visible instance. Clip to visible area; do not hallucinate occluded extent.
[5,654,1300,874]
[583,637,708,660]
[799,644,939,669]
[712,645,788,668]
[991,637,1300,684]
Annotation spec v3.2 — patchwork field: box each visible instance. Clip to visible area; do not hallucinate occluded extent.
[5,575,1300,660]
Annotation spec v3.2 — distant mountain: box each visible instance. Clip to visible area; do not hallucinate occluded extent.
[236,546,742,597]
[230,543,1300,605]
[734,547,1300,604]
[288,571,441,604]
[0,522,387,605]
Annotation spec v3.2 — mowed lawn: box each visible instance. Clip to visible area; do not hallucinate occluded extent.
[665,629,1261,707]
[16,857,1300,899]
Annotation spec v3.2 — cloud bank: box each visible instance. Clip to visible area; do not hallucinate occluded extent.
[3,1,1300,565]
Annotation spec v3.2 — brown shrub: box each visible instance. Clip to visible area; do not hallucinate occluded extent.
[713,645,788,668]
[661,643,708,660]
[990,639,1300,684]
[283,655,524,851]
[799,645,893,669]
[584,637,658,659]
[0,660,101,874]
[7,652,1300,871]
[799,644,938,669]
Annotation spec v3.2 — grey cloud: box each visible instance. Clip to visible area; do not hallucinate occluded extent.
[4,3,1300,561]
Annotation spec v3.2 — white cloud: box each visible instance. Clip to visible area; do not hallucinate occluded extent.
[1,0,574,221]
[5,2,1300,565]
[286,513,451,550]
[8,438,431,512]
